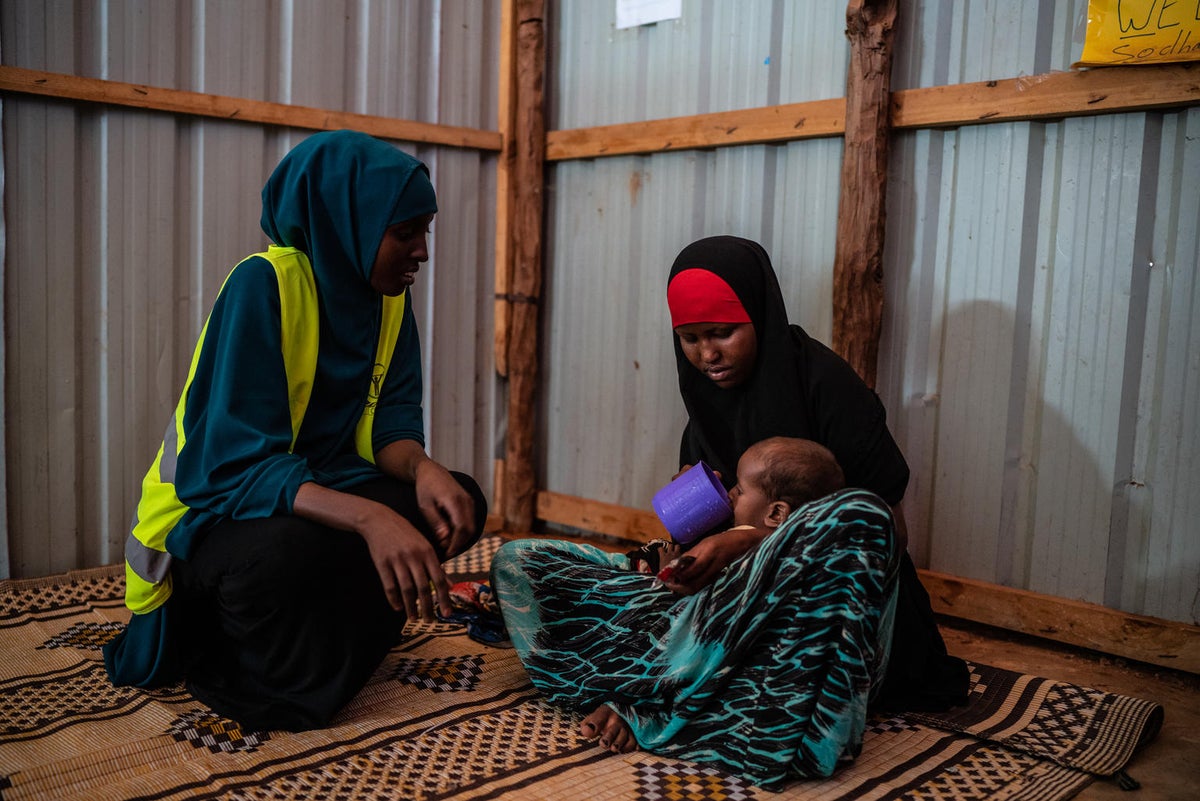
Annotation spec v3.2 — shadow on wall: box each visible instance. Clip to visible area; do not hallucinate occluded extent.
[904,298,1120,608]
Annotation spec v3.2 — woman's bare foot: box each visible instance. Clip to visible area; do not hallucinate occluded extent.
[580,704,637,754]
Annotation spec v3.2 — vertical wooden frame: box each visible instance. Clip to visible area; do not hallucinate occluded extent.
[832,0,898,388]
[498,0,547,531]
[493,0,518,516]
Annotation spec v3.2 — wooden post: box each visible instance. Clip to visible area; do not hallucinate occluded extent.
[493,0,518,517]
[832,0,897,388]
[501,0,546,531]
[494,2,518,381]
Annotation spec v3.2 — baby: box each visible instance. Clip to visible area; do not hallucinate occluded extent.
[654,436,845,582]
[629,436,845,577]
[591,436,847,752]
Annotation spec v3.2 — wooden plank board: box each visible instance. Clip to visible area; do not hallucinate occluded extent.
[892,61,1200,129]
[921,570,1200,675]
[537,490,667,544]
[0,65,501,152]
[831,0,896,389]
[545,62,1199,161]
[546,98,846,161]
[9,63,1194,165]
[493,0,519,381]
[500,0,547,532]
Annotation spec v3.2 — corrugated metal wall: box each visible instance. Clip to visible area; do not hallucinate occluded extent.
[540,0,1199,625]
[883,0,1200,625]
[542,0,848,509]
[0,0,500,578]
[4,1,1198,627]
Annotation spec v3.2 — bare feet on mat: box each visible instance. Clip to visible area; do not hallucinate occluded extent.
[580,704,636,753]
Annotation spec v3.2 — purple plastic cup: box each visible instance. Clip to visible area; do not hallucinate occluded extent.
[651,461,733,545]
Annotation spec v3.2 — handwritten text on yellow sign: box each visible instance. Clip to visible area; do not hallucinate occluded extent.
[1078,0,1200,66]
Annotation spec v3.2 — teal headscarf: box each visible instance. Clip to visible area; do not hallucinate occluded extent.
[261,129,437,359]
[165,128,437,523]
[255,130,437,477]
[171,129,439,518]
[261,129,436,281]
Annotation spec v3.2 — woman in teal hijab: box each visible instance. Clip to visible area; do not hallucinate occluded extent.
[104,130,486,730]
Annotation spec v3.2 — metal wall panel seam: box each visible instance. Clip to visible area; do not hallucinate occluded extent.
[1104,114,1163,609]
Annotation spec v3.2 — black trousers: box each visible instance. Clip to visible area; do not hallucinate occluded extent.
[170,473,487,731]
[875,552,970,712]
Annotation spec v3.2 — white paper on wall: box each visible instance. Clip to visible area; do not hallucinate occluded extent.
[616,0,682,30]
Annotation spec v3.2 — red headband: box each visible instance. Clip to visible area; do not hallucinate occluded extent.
[667,268,751,328]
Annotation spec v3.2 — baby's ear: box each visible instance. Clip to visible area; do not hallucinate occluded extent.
[764,501,793,529]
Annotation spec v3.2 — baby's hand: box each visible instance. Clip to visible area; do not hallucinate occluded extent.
[655,555,694,584]
[650,542,686,587]
[657,527,762,595]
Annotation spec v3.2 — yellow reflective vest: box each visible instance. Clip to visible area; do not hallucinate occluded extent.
[121,246,405,615]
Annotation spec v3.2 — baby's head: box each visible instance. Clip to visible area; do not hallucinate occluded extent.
[729,437,845,530]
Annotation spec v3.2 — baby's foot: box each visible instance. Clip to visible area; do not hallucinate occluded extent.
[580,704,637,753]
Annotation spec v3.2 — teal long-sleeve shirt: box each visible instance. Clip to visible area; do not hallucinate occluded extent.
[166,253,426,559]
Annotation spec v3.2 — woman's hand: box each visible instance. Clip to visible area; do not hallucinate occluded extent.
[414,458,476,557]
[660,526,764,595]
[671,464,693,481]
[292,482,451,620]
[376,440,476,558]
[356,504,453,620]
[672,463,723,483]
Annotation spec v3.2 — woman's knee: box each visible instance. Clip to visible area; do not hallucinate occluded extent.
[346,472,489,556]
[191,519,371,609]
[448,470,489,555]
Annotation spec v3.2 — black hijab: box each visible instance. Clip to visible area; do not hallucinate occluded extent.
[669,235,909,504]
[668,236,967,712]
[670,236,807,486]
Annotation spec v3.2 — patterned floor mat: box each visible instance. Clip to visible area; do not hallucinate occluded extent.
[0,536,1162,800]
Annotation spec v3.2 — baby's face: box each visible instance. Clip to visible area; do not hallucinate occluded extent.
[729,447,773,528]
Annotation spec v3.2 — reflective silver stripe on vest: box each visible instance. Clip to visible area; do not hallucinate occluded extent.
[124,513,173,583]
[159,417,178,483]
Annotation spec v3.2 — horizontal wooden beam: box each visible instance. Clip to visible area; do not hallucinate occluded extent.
[922,570,1199,675]
[892,61,1200,129]
[537,490,666,543]
[546,98,846,160]
[546,62,1200,161]
[0,66,502,152]
[10,63,1195,163]
[537,489,1199,674]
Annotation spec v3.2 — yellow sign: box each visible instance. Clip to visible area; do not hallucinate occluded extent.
[1077,0,1200,66]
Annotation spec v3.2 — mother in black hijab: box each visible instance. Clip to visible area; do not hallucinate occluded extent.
[663,234,968,712]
